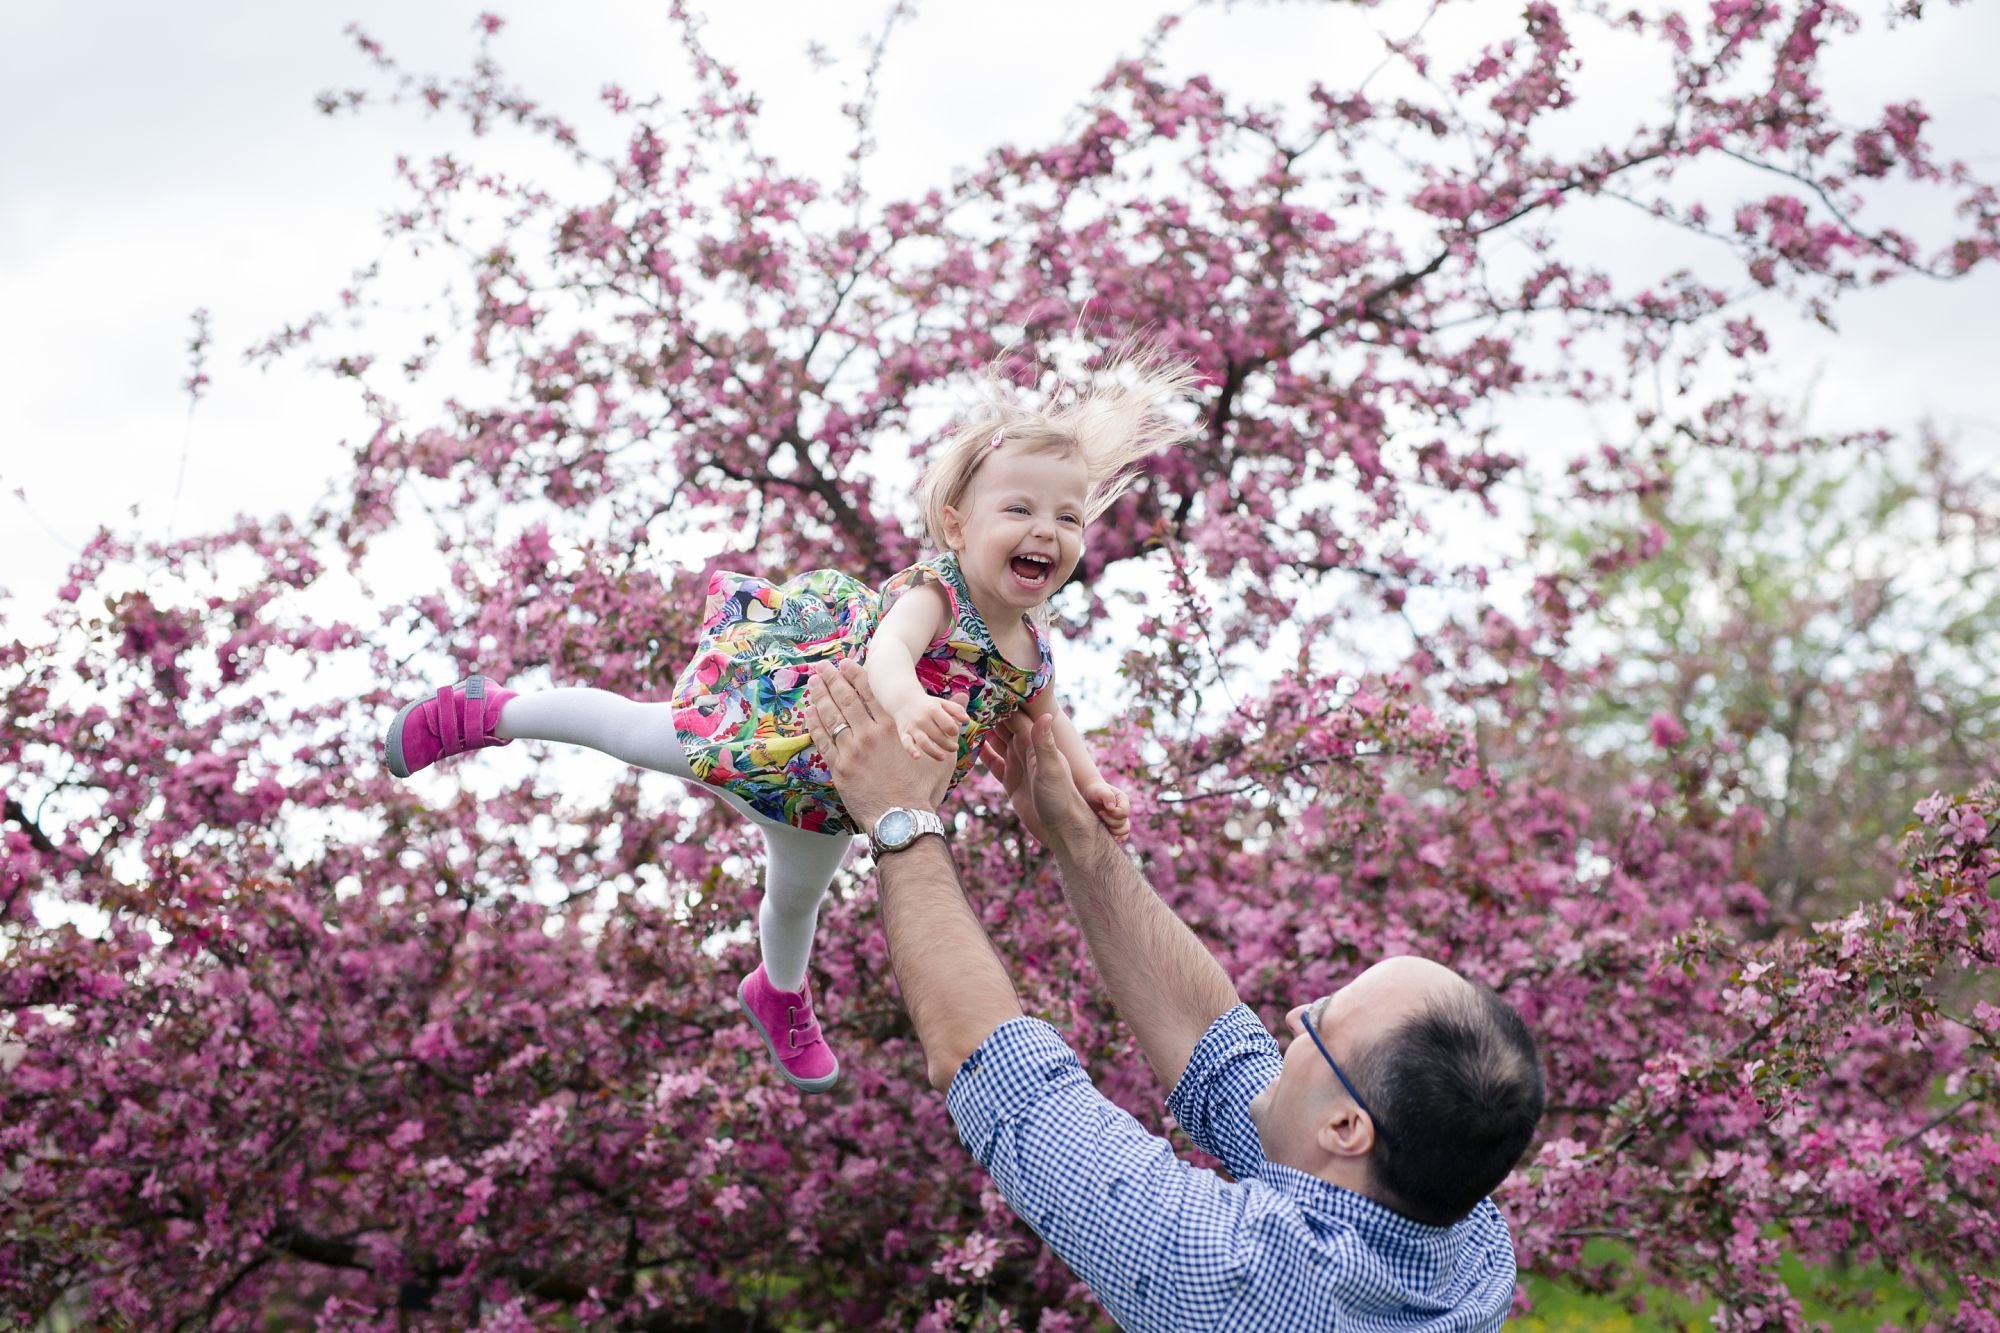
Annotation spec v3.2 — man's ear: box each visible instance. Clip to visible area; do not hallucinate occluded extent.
[939,504,967,552]
[1317,1103,1376,1162]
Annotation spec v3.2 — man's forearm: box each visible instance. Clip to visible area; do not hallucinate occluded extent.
[1048,821,1240,1091]
[876,838,1025,1092]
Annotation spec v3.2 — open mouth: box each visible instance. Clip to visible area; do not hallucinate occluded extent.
[1009,554,1054,587]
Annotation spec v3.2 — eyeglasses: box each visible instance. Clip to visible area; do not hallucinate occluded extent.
[1299,998,1384,1138]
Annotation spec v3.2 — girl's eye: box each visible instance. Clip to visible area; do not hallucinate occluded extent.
[1006,505,1030,515]
[1059,514,1081,526]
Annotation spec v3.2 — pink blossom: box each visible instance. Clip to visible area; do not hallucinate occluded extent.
[1945,805,1990,846]
[1649,712,1687,748]
[5,3,1997,1326]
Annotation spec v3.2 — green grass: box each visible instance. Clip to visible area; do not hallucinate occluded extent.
[1517,1244,1948,1330]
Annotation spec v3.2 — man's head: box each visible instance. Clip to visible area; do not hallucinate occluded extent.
[1249,955,1545,1227]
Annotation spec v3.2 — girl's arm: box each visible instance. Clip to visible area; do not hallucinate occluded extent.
[1025,684,1131,840]
[868,585,970,761]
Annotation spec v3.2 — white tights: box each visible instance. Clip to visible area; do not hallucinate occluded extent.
[496,688,853,993]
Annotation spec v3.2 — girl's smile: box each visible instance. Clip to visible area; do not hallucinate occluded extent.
[941,448,1090,623]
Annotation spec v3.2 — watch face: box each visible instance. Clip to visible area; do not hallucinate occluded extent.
[877,809,914,848]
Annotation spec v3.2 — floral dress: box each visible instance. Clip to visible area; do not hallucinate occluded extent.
[669,552,1052,835]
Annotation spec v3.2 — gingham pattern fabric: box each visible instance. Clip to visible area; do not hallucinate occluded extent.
[947,1006,1517,1333]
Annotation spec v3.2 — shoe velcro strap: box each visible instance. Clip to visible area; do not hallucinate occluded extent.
[438,685,463,751]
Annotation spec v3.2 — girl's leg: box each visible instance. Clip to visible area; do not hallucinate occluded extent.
[755,822,856,992]
[738,821,853,1092]
[390,678,850,1089]
[502,688,853,990]
[496,688,697,778]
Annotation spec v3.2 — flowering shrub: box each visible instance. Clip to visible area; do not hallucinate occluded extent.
[4,3,1996,1328]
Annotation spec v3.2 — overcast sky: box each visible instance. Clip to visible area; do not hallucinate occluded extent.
[4,0,1996,625]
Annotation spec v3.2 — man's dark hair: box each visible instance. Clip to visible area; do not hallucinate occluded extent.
[1349,985,1545,1227]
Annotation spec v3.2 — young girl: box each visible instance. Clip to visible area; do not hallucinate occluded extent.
[384,350,1200,1092]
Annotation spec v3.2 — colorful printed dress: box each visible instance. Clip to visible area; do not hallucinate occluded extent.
[669,552,1052,835]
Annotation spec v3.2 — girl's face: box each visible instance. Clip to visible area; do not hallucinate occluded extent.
[940,447,1090,617]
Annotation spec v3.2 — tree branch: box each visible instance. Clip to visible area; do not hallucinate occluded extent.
[4,796,61,857]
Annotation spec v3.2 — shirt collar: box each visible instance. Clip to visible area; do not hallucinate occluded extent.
[1252,1159,1472,1260]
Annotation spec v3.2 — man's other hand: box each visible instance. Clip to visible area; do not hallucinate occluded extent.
[981,713,1100,848]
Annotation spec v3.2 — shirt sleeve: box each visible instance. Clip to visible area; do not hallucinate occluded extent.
[947,1017,1255,1333]
[1164,1005,1285,1183]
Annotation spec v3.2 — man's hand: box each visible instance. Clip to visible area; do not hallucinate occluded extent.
[981,713,1101,848]
[893,694,970,763]
[808,661,1021,1094]
[808,662,959,827]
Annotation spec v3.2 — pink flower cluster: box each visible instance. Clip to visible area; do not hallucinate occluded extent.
[5,2,1997,1328]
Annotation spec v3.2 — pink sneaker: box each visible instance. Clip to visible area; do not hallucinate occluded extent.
[737,964,840,1093]
[384,675,517,778]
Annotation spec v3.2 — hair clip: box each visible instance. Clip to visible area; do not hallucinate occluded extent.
[989,430,1005,449]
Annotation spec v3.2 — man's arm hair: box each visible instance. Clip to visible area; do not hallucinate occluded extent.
[875,837,1025,1092]
[804,661,1022,1092]
[986,713,1241,1092]
[1047,815,1241,1092]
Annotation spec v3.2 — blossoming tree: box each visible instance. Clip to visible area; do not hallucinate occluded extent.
[4,2,1997,1328]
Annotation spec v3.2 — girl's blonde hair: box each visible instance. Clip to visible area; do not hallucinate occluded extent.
[916,340,1205,551]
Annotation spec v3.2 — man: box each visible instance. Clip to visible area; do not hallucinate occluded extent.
[804,662,1545,1332]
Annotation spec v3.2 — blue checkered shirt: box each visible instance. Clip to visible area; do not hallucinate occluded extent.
[946,1005,1517,1332]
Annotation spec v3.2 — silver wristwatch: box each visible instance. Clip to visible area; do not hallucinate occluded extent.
[869,807,946,856]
